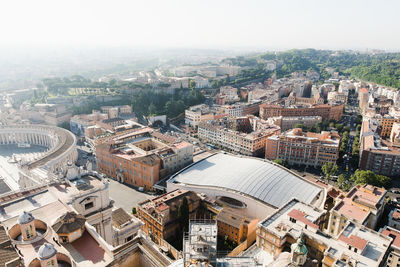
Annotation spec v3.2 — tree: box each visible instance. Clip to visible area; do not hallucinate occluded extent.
[350,169,391,188]
[337,174,347,188]
[132,207,137,215]
[321,162,338,181]
[58,121,70,130]
[148,103,157,116]
[335,123,343,132]
[273,159,283,165]
[178,197,189,233]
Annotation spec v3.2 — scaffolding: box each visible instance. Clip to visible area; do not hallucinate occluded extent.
[183,219,217,266]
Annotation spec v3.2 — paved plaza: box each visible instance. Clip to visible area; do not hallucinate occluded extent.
[0,144,47,192]
[107,178,155,213]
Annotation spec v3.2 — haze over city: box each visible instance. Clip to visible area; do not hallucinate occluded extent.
[1,0,400,50]
[1,1,400,267]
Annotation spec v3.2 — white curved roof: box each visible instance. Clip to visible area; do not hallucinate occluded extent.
[38,243,57,259]
[169,153,322,208]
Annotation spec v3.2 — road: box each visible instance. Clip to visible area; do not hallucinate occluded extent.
[108,178,154,213]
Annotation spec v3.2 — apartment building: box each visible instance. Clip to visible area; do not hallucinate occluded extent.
[359,119,400,177]
[198,116,280,156]
[224,105,243,117]
[257,199,391,266]
[242,100,262,115]
[380,116,400,138]
[327,91,348,104]
[216,207,258,244]
[259,103,344,121]
[391,122,400,146]
[70,110,109,136]
[158,141,194,175]
[100,105,133,119]
[265,128,340,167]
[137,189,201,244]
[219,86,239,103]
[327,185,386,236]
[96,128,193,190]
[185,104,215,127]
[267,116,322,131]
[388,209,400,230]
[380,226,400,267]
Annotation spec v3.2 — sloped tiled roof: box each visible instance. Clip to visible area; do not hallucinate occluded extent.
[112,208,132,228]
[52,212,86,234]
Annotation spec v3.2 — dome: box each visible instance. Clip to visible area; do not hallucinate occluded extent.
[18,211,34,225]
[38,243,57,260]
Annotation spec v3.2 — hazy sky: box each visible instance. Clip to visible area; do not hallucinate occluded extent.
[1,0,400,50]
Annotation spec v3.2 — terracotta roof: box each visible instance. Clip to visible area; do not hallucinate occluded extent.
[393,210,400,222]
[151,132,178,144]
[171,141,192,150]
[335,200,369,223]
[112,208,132,228]
[327,188,341,198]
[339,234,367,251]
[52,212,86,234]
[381,227,400,249]
[132,154,161,166]
[0,225,21,267]
[360,88,369,94]
[287,209,318,229]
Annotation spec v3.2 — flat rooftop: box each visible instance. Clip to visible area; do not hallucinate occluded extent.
[169,153,323,208]
[0,190,57,221]
[334,185,385,223]
[49,174,107,204]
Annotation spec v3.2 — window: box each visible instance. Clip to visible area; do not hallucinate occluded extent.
[85,202,94,210]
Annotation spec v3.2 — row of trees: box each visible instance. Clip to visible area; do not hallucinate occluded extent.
[321,162,391,190]
[337,170,391,190]
[131,88,205,118]
[350,124,362,169]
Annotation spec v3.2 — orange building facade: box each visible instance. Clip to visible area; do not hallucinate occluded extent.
[265,128,340,167]
[259,103,344,121]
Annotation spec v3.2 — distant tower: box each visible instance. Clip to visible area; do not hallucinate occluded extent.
[18,211,36,241]
[290,232,308,266]
[37,243,58,267]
